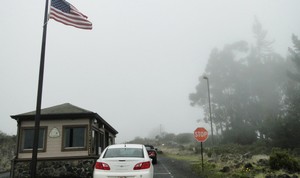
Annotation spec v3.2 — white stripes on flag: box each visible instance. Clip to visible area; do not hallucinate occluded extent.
[49,4,92,30]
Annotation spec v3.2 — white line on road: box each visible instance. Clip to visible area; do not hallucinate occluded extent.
[154,173,172,175]
[158,162,174,178]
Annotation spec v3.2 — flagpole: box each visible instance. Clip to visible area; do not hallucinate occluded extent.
[31,0,49,177]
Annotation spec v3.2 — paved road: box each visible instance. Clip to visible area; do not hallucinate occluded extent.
[154,155,201,178]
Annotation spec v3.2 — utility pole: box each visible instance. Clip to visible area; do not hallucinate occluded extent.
[203,76,214,145]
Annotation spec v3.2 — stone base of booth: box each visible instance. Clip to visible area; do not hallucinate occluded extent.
[11,157,97,178]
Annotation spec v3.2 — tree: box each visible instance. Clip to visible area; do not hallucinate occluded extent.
[190,40,252,143]
[245,19,286,139]
[287,34,300,82]
[269,34,300,148]
[175,133,194,145]
[190,19,287,145]
[0,131,16,172]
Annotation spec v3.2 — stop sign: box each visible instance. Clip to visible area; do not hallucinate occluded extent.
[194,127,209,142]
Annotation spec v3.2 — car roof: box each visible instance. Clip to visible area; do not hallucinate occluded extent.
[107,144,144,149]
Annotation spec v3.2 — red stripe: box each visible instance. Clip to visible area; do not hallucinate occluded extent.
[50,10,91,26]
[50,7,91,24]
[49,6,92,30]
[50,14,92,29]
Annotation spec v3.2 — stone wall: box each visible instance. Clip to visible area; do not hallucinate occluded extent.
[11,158,96,178]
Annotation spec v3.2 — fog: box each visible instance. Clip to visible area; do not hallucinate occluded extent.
[1,0,299,143]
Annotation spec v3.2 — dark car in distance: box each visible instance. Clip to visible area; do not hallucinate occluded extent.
[145,145,157,164]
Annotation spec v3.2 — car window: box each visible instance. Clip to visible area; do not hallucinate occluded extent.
[145,145,154,150]
[103,148,144,158]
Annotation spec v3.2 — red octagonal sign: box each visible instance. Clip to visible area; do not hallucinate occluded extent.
[194,127,209,142]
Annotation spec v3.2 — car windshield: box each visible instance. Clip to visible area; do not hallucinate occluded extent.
[103,148,144,158]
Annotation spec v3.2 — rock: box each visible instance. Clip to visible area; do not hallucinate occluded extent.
[234,162,242,168]
[244,163,253,169]
[243,152,252,159]
[220,166,230,172]
[257,158,269,166]
[265,174,276,178]
[277,174,291,178]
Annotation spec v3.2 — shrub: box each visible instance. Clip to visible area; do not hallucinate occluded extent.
[269,148,300,172]
[222,123,257,145]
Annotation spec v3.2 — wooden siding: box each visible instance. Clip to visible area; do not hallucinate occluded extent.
[18,119,89,159]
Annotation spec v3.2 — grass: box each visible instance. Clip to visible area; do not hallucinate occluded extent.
[161,145,300,178]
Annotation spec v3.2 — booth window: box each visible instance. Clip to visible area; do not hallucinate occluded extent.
[20,127,47,152]
[63,125,87,150]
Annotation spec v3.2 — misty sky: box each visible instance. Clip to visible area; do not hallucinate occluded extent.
[1,0,299,143]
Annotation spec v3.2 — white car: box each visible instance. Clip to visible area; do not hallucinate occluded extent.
[93,144,154,178]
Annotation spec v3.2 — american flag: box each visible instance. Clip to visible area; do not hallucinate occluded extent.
[49,0,92,30]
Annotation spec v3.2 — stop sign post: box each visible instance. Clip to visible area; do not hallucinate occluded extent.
[194,127,209,172]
